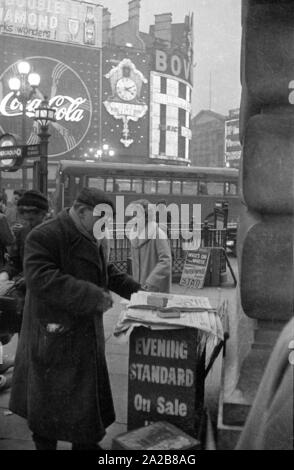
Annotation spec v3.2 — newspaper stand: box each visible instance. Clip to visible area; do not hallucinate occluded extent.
[128,326,206,439]
[125,294,229,443]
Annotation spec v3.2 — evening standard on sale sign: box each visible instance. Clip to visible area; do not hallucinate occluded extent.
[128,327,205,436]
[0,0,102,47]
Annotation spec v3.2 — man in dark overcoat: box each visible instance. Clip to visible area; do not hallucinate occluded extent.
[9,188,140,450]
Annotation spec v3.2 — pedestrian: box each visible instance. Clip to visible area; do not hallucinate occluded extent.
[0,190,49,282]
[9,187,141,450]
[0,194,15,268]
[0,194,16,390]
[5,189,25,228]
[129,199,172,293]
[156,199,172,239]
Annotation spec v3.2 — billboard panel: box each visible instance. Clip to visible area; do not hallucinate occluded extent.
[0,35,101,160]
[149,71,192,163]
[0,0,102,47]
[102,47,150,161]
[225,111,241,169]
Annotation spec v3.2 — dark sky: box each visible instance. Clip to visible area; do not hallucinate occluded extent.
[101,0,242,117]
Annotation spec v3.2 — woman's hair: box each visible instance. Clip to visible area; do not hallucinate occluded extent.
[132,199,156,223]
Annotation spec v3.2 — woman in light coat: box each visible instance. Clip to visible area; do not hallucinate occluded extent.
[129,199,172,293]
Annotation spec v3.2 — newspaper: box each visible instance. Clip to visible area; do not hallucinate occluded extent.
[128,291,213,312]
[114,291,224,341]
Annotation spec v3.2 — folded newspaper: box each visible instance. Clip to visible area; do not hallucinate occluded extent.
[128,291,213,312]
[114,291,224,341]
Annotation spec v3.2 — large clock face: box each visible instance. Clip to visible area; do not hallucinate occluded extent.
[116,77,137,101]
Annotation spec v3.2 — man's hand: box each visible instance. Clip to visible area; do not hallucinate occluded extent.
[0,272,9,282]
[142,284,153,292]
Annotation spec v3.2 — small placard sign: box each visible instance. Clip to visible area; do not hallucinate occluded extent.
[180,248,210,289]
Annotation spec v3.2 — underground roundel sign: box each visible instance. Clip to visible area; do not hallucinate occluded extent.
[0,134,23,171]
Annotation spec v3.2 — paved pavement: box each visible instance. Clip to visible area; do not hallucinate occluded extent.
[0,257,245,450]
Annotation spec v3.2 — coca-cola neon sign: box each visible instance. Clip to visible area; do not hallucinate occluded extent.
[0,56,92,158]
[0,93,86,122]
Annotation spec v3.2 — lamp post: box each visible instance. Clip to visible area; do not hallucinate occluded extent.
[8,60,40,189]
[34,97,56,196]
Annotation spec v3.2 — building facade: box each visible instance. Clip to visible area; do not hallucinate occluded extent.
[0,0,103,192]
[102,0,193,166]
[190,110,226,167]
[0,0,194,193]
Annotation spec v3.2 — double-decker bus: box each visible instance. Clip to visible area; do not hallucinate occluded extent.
[53,161,240,225]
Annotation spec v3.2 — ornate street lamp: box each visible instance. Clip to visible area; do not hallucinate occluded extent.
[34,97,56,196]
[8,60,40,188]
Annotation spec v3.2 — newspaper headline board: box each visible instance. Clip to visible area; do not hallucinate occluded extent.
[180,248,210,289]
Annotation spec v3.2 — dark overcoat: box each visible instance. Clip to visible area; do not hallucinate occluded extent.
[9,210,140,443]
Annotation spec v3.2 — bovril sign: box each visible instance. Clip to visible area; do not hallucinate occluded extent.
[154,49,193,85]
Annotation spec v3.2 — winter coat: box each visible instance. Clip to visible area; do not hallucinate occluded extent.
[9,209,140,443]
[0,224,30,279]
[0,213,15,266]
[130,221,172,293]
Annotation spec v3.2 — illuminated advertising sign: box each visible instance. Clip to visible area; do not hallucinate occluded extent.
[225,111,241,169]
[0,0,102,47]
[102,47,149,160]
[0,133,23,170]
[0,35,101,160]
[150,71,192,163]
[154,49,193,86]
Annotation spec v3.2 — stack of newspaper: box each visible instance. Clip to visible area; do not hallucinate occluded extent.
[114,291,224,341]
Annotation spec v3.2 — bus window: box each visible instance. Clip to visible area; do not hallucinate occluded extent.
[132,179,142,193]
[115,179,131,192]
[198,182,208,195]
[144,180,157,194]
[225,182,238,195]
[157,180,171,195]
[64,175,70,189]
[88,177,104,190]
[172,181,182,194]
[69,176,80,202]
[182,181,197,195]
[206,182,224,196]
[106,178,113,192]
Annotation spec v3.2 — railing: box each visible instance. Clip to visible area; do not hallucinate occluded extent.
[108,223,227,277]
